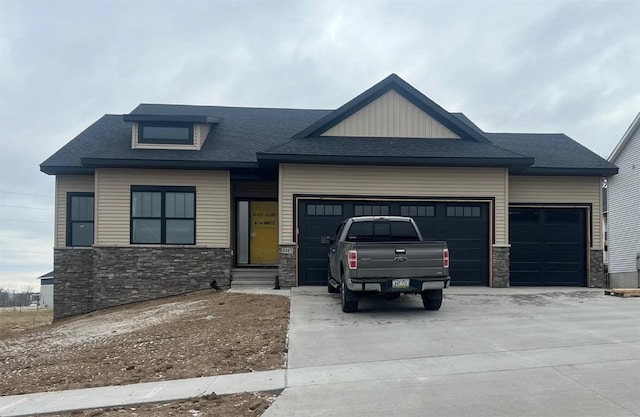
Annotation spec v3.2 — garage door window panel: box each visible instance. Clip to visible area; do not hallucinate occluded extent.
[401,205,435,217]
[354,205,389,216]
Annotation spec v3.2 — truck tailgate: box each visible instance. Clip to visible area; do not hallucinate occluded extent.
[351,242,447,278]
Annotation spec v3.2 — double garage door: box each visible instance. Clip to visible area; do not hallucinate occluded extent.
[298,201,588,287]
[298,199,490,286]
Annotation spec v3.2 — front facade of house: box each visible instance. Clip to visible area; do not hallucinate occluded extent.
[607,112,640,288]
[41,75,617,318]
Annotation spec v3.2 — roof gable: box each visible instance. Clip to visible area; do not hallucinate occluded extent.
[321,90,460,139]
[609,112,640,163]
[294,74,489,143]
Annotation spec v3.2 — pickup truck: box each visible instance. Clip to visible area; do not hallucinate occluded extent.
[325,216,450,313]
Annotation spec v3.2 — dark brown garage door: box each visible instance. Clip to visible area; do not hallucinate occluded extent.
[509,208,587,286]
[298,199,490,286]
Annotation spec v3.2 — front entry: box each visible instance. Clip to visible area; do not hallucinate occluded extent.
[237,200,279,265]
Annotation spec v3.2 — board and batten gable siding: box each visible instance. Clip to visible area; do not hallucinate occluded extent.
[608,125,640,274]
[55,175,95,248]
[509,176,603,248]
[321,90,460,139]
[95,169,230,247]
[279,164,507,244]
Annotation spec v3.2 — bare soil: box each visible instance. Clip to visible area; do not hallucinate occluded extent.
[0,290,290,398]
[47,392,275,417]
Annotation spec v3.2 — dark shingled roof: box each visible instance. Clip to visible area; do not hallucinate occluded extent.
[40,81,618,177]
[41,105,331,174]
[487,133,617,175]
[257,136,533,170]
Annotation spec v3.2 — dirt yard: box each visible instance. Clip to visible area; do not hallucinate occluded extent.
[49,392,275,417]
[0,289,290,416]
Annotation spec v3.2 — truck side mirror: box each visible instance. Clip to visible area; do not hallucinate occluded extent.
[320,235,333,245]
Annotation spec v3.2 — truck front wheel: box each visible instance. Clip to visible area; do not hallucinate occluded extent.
[341,279,358,313]
[421,289,443,310]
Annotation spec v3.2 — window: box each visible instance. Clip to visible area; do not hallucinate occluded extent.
[401,205,435,217]
[306,204,342,216]
[67,193,94,247]
[345,220,419,242]
[545,210,580,224]
[139,122,193,144]
[131,186,195,244]
[354,205,389,216]
[446,205,481,217]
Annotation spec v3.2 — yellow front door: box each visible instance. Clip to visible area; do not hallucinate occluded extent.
[250,201,279,265]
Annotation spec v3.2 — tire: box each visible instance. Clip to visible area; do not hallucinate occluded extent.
[327,266,340,293]
[422,289,443,310]
[340,279,358,313]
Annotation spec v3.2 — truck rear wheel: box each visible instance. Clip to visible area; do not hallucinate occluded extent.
[421,289,443,310]
[341,280,358,313]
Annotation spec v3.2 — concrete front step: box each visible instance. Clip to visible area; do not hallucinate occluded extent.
[231,268,278,288]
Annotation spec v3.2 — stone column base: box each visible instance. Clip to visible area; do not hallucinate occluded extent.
[589,249,605,288]
[492,245,510,288]
[278,245,296,287]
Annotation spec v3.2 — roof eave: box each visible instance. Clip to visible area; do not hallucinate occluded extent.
[257,153,533,170]
[513,167,619,177]
[80,158,257,170]
[122,114,223,124]
[40,165,94,175]
[608,112,640,162]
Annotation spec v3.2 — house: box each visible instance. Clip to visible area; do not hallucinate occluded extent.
[607,112,640,288]
[40,74,618,319]
[38,271,54,309]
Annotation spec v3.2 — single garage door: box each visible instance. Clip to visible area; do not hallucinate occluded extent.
[298,199,490,286]
[509,208,587,286]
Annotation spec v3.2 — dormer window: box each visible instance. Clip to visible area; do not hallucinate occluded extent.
[139,122,193,145]
[124,113,222,150]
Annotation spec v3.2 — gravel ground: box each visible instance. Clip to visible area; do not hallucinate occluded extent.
[0,290,290,416]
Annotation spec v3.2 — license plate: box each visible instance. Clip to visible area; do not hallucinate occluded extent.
[392,279,410,289]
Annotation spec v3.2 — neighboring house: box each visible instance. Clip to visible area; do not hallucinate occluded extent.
[40,74,618,319]
[38,271,54,309]
[607,112,640,288]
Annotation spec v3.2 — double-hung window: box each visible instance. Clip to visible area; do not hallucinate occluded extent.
[67,193,94,247]
[131,186,196,244]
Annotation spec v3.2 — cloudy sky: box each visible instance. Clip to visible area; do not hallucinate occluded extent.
[0,0,638,290]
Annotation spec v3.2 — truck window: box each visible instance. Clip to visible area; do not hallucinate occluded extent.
[346,221,419,242]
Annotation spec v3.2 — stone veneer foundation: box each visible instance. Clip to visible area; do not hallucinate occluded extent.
[492,245,510,287]
[53,247,231,319]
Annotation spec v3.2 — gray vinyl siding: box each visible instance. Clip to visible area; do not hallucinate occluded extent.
[321,90,460,138]
[509,176,603,248]
[55,175,95,248]
[279,164,506,244]
[94,168,230,247]
[608,125,640,274]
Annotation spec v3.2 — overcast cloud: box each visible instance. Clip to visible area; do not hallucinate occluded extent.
[0,0,638,290]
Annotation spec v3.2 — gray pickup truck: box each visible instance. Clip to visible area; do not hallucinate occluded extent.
[325,216,450,312]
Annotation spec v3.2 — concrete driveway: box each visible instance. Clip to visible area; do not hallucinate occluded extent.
[263,287,640,417]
